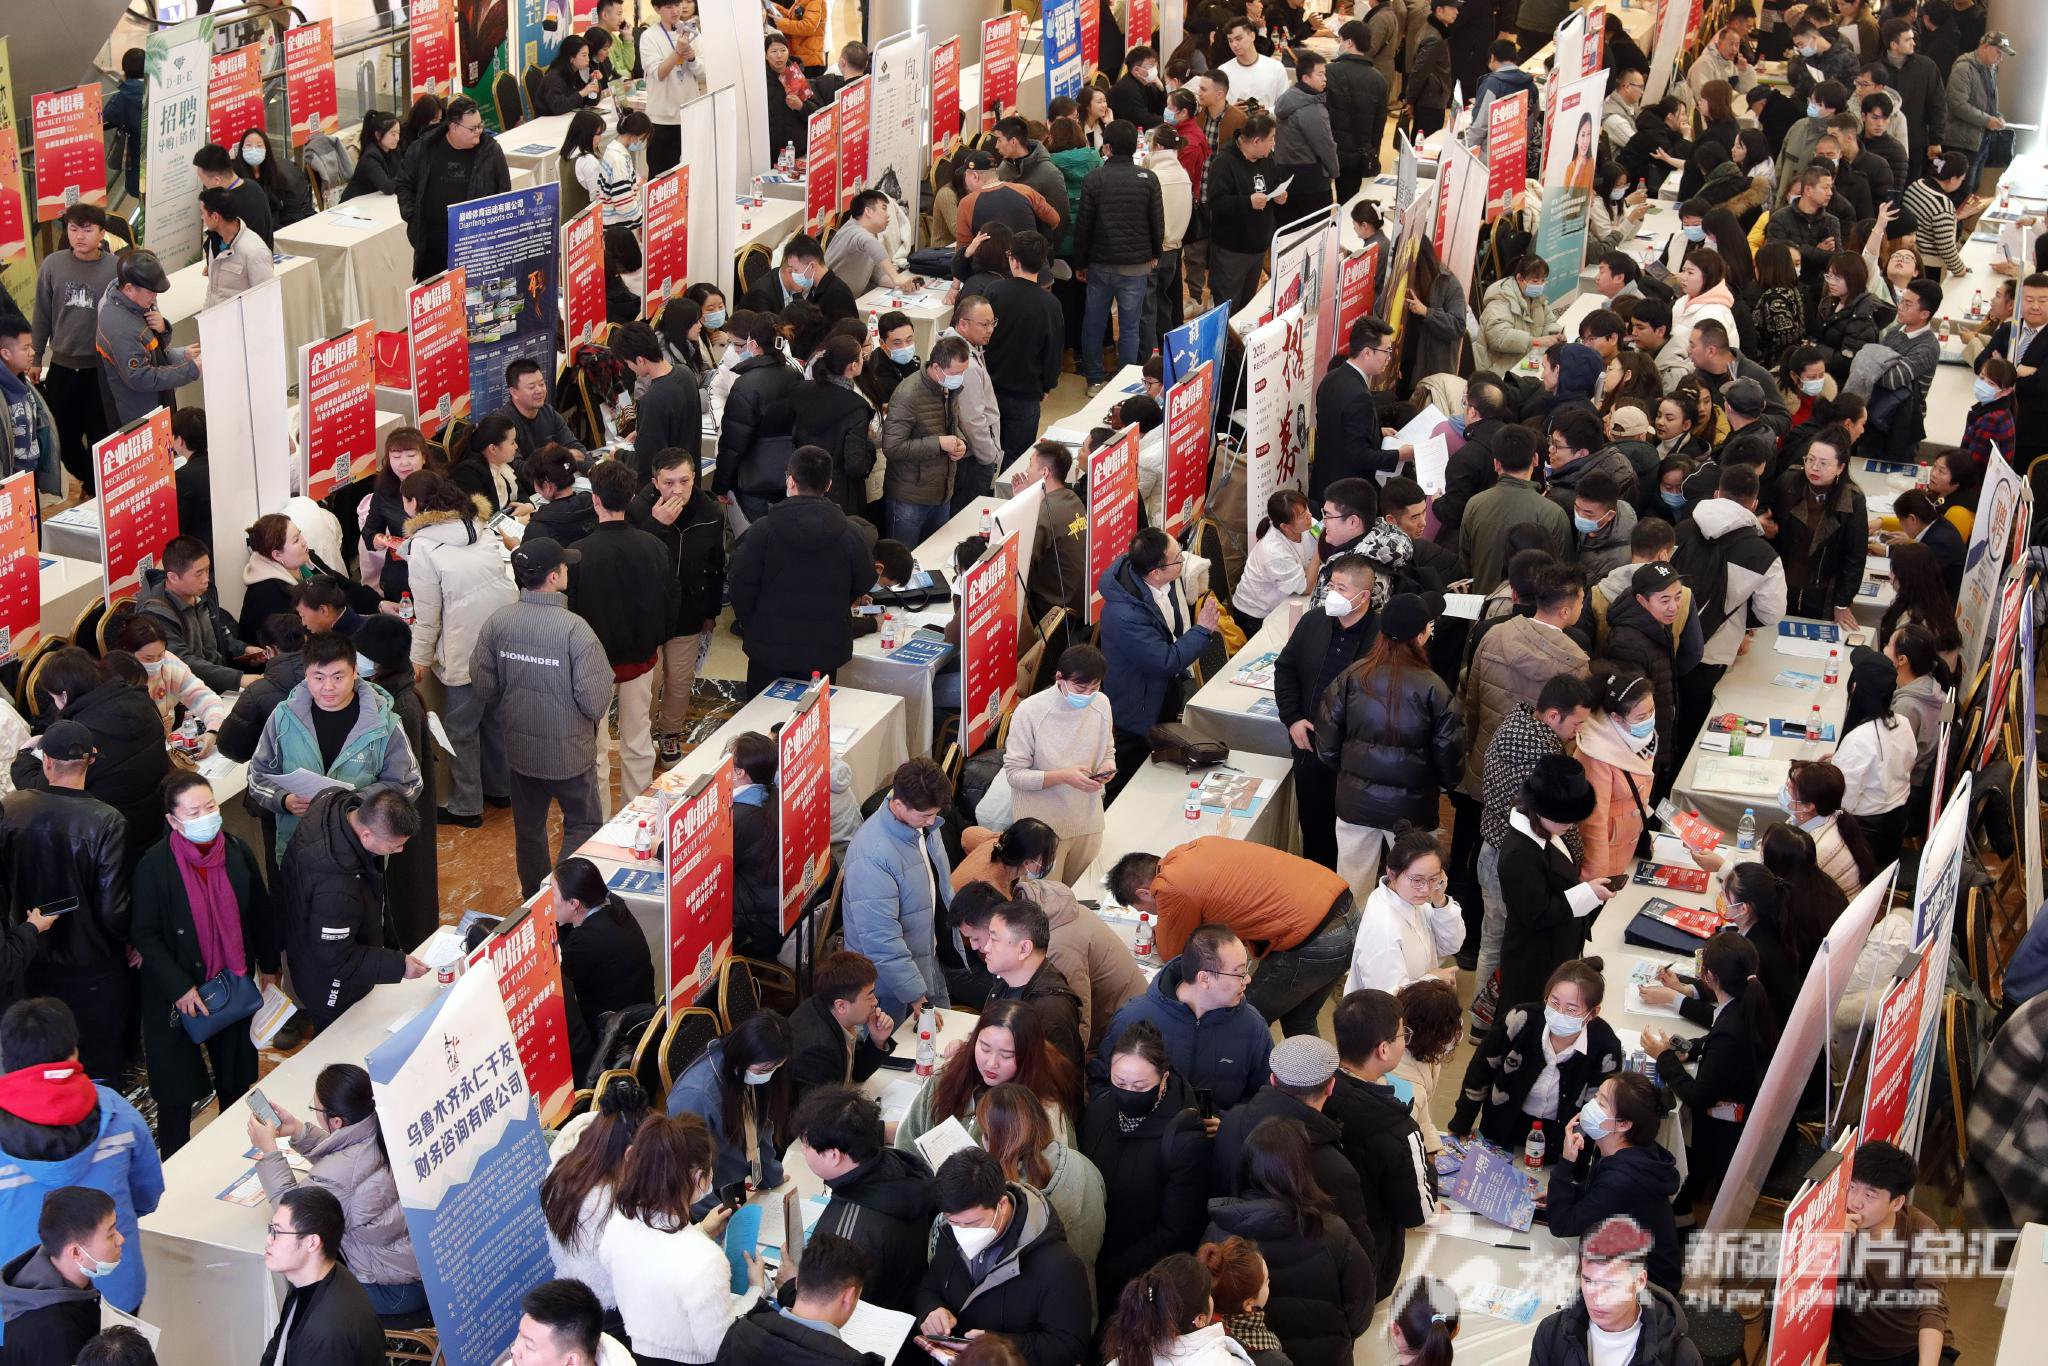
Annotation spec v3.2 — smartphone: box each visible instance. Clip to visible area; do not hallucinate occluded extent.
[1604,874,1632,891]
[1088,768,1119,782]
[920,1335,973,1351]
[717,1180,749,1212]
[247,1087,281,1128]
[34,897,79,917]
[1195,1087,1216,1120]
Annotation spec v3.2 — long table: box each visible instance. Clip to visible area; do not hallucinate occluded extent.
[158,251,331,407]
[1076,749,1299,901]
[1182,597,1298,758]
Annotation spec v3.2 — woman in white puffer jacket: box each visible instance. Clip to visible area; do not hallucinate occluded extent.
[1103,1253,1260,1366]
[540,1076,652,1319]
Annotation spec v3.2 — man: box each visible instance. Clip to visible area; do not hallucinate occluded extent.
[279,788,428,1026]
[509,1278,631,1366]
[1590,517,1682,635]
[592,0,637,79]
[557,859,656,1042]
[728,446,872,696]
[197,187,274,309]
[1576,310,1624,365]
[290,577,363,640]
[1327,21,1390,202]
[983,232,1066,460]
[714,313,803,519]
[0,318,46,480]
[0,1187,119,1366]
[1108,837,1356,1039]
[1221,17,1289,109]
[743,234,856,324]
[136,538,256,693]
[980,901,1084,1069]
[93,250,200,426]
[880,337,971,544]
[1109,45,1167,129]
[1867,279,1943,453]
[1603,67,1648,153]
[1861,90,1911,187]
[1018,439,1088,629]
[813,39,868,104]
[791,1088,934,1313]
[1091,925,1273,1111]
[1459,427,1571,593]
[1211,1035,1376,1264]
[393,98,511,280]
[190,143,276,248]
[1671,464,1785,753]
[1972,271,2048,462]
[989,118,1071,237]
[1461,562,1590,802]
[0,1001,160,1317]
[257,1186,385,1366]
[609,322,701,484]
[826,189,917,297]
[1274,554,1380,869]
[1766,166,1845,257]
[1684,26,1758,111]
[1822,115,1885,224]
[859,310,920,412]
[1433,379,1508,540]
[1544,406,1638,517]
[1776,82,1848,201]
[1589,254,1643,308]
[1878,18,1945,174]
[1076,120,1165,397]
[493,357,589,464]
[1205,112,1286,316]
[843,758,955,1022]
[1923,0,1988,77]
[1889,488,1966,598]
[0,727,105,1036]
[1359,0,1400,91]
[952,150,1062,252]
[789,952,896,1094]
[1473,39,1537,126]
[471,538,611,894]
[1407,0,1460,137]
[718,1234,876,1366]
[1311,478,1378,605]
[1098,528,1219,783]
[1832,1139,1955,1366]
[570,462,674,803]
[1311,316,1396,500]
[1789,18,1858,95]
[914,1148,1091,1366]
[638,0,701,173]
[31,204,118,492]
[1272,52,1339,227]
[1527,1216,1704,1366]
[1947,31,2014,189]
[1627,299,1689,394]
[1569,471,1638,583]
[941,297,1003,508]
[1603,562,1697,790]
[1689,322,1791,436]
[1328,990,1432,1300]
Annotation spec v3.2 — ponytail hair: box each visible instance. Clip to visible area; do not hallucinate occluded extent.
[1101,1254,1213,1366]
[1700,929,1779,1069]
[813,333,862,383]
[1255,488,1309,539]
[1390,1277,1460,1366]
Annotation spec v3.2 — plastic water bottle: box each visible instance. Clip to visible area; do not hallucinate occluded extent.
[1806,704,1824,743]
[979,505,994,538]
[399,592,415,624]
[1523,1121,1547,1168]
[1736,807,1758,850]
[780,142,797,175]
[633,819,653,860]
[1825,649,1840,685]
[915,1029,936,1077]
[1184,780,1202,824]
[1133,913,1155,958]
[879,610,899,651]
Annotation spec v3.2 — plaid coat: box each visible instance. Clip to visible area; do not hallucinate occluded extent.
[1967,992,2048,1229]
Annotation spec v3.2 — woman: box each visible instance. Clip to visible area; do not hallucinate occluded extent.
[791,335,878,517]
[1702,210,1757,301]
[1672,248,1741,351]
[1692,84,1741,171]
[526,445,597,546]
[233,128,314,226]
[1601,353,1663,424]
[1397,237,1467,393]
[452,414,536,518]
[1676,380,1728,452]
[978,1084,1105,1288]
[656,297,710,386]
[1833,645,1914,852]
[1388,1278,1459,1366]
[1921,450,1980,539]
[1351,203,1391,300]
[663,1009,792,1205]
[557,109,607,222]
[1642,930,1777,1206]
[1772,432,1868,625]
[1588,165,1645,262]
[1454,957,1623,1159]
[1079,87,1113,150]
[1815,253,1883,373]
[1574,664,1657,879]
[360,426,442,605]
[1961,358,2018,473]
[1876,542,1962,680]
[1651,396,1706,464]
[250,1062,425,1316]
[1545,1072,1684,1292]
[1641,454,1696,524]
[133,772,276,1154]
[599,1112,762,1365]
[1103,1254,1256,1366]
[1650,856,1803,1019]
[1315,593,1463,899]
[538,33,604,115]
[399,94,444,151]
[1687,143,1752,216]
[682,284,730,370]
[1167,89,1210,188]
[543,1077,650,1326]
[726,732,781,957]
[1748,241,1806,370]
[351,614,439,946]
[1232,490,1316,635]
[107,609,227,743]
[343,110,402,200]
[238,513,376,644]
[1196,1239,1286,1366]
[1344,827,1462,994]
[604,226,644,325]
[1392,978,1460,1157]
[895,999,1081,1151]
[1495,756,1614,1013]
[1473,256,1554,376]
[1779,344,1835,428]
[1082,1020,1211,1307]
[1200,1118,1371,1366]
[1887,623,1946,790]
[1785,759,1878,899]
[17,647,168,863]
[763,34,816,161]
[551,857,657,1039]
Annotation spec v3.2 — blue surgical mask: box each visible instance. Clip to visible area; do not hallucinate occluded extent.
[76,1249,120,1281]
[1807,101,1824,120]
[1683,223,1706,243]
[1062,688,1095,710]
[180,811,223,843]
[1025,865,1047,880]
[1973,377,2000,404]
[1660,489,1686,509]
[1545,1006,1586,1037]
[789,269,813,291]
[704,307,727,329]
[888,345,917,365]
[1578,1096,1613,1141]
[1801,377,1826,396]
[1522,281,1546,298]
[1573,513,1601,534]
[355,653,377,676]
[1628,716,1656,739]
[1449,412,1468,435]
[1796,42,1817,59]
[940,371,966,392]
[242,144,267,166]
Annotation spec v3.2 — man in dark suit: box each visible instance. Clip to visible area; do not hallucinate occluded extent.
[1892,490,1967,598]
[1309,315,1398,501]
[740,232,858,325]
[1974,273,2048,464]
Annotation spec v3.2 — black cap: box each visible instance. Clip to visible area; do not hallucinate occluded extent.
[1631,562,1681,598]
[40,721,96,762]
[956,149,1000,172]
[1381,591,1445,642]
[511,537,581,587]
[117,250,171,293]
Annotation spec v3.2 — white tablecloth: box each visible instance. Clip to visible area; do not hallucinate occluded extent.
[36,551,103,642]
[158,252,330,407]
[1182,600,1299,758]
[1077,749,1299,899]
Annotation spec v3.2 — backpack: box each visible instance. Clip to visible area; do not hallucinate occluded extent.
[1671,518,1762,646]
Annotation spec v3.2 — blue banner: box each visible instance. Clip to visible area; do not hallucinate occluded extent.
[1164,302,1230,424]
[447,182,562,418]
[1044,0,1084,103]
[513,0,550,83]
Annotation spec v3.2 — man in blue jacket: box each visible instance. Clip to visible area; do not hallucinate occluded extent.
[842,759,956,1022]
[1089,925,1273,1118]
[1098,527,1218,793]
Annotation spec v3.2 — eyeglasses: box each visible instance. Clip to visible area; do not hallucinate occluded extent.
[1543,996,1588,1017]
[1207,966,1253,981]
[264,1224,308,1241]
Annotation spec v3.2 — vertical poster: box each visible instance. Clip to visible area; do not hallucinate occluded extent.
[1763,1133,1856,1366]
[1244,304,1309,531]
[1162,362,1214,539]
[1044,0,1085,104]
[447,183,561,419]
[1956,443,2022,684]
[931,38,962,158]
[1551,11,1590,85]
[960,533,1020,753]
[1129,0,1157,48]
[1899,778,1970,1156]
[642,165,690,321]
[1486,89,1529,210]
[411,0,461,98]
[94,408,178,606]
[777,683,832,935]
[666,755,736,1008]
[1085,425,1142,623]
[805,105,839,234]
[1531,69,1606,305]
[300,322,378,504]
[0,125,29,317]
[143,18,212,268]
[1975,566,2028,767]
[1163,302,1230,426]
[408,267,472,440]
[1583,6,1607,72]
[838,77,872,208]
[1336,248,1379,355]
[30,86,106,221]
[367,963,553,1366]
[1860,950,1933,1146]
[1079,0,1101,72]
[513,0,550,78]
[465,891,577,1126]
[1267,208,1341,379]
[980,14,1025,131]
[0,473,38,664]
[208,46,265,152]
[560,205,605,358]
[284,22,339,148]
[1645,0,1692,103]
[1438,141,1490,298]
[459,0,512,131]
[870,31,929,220]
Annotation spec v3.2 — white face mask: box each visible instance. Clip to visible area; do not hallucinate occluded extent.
[242,144,267,166]
[1323,592,1355,617]
[951,1223,1000,1256]
[142,657,165,676]
[743,1065,779,1086]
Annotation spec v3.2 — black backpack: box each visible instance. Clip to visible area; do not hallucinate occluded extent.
[1671,518,1764,647]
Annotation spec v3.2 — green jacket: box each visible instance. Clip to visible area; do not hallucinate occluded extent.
[1049,148,1102,256]
[247,680,423,857]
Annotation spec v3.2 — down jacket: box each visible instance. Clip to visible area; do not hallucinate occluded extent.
[1472,276,1553,376]
[1314,660,1465,830]
[247,679,421,857]
[716,351,804,500]
[1079,1072,1210,1304]
[469,592,614,783]
[1458,616,1589,797]
[880,369,961,507]
[1599,590,1684,768]
[403,502,517,687]
[256,1115,420,1288]
[279,789,410,1026]
[1098,554,1214,735]
[626,487,727,637]
[1201,1196,1372,1366]
[915,1183,1092,1366]
[1074,155,1166,268]
[841,802,955,1016]
[11,679,168,863]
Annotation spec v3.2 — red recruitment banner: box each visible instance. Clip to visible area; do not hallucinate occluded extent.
[667,755,736,1008]
[1128,0,1156,48]
[0,128,29,288]
[300,322,377,505]
[561,204,606,358]
[284,22,339,149]
[805,105,839,234]
[1085,424,1142,624]
[931,39,961,157]
[30,86,106,222]
[94,408,178,606]
[0,473,39,665]
[1861,950,1933,1146]
[410,0,460,99]
[466,889,577,1126]
[1486,89,1528,210]
[1584,6,1607,72]
[1976,568,2028,767]
[1335,250,1375,356]
[408,267,471,440]
[208,46,266,151]
[980,15,1024,131]
[1163,363,1214,539]
[777,683,832,934]
[1765,1133,1855,1366]
[961,533,1020,753]
[1080,0,1100,70]
[642,163,690,320]
[838,77,872,208]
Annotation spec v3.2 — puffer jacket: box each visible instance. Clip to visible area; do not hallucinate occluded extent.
[1200,1196,1371,1366]
[1324,53,1389,176]
[1544,443,1642,515]
[1472,277,1553,376]
[1814,291,1884,366]
[279,788,410,1026]
[1049,148,1101,252]
[1080,1072,1210,1303]
[915,1183,1093,1366]
[1090,958,1274,1112]
[1458,615,1589,797]
[726,494,871,677]
[999,140,1074,232]
[1272,84,1338,179]
[664,1039,786,1198]
[1075,156,1167,268]
[93,281,198,426]
[135,567,247,693]
[11,680,167,863]
[1601,590,1685,765]
[626,487,726,636]
[790,377,879,514]
[256,1115,420,1287]
[880,369,960,507]
[216,649,303,763]
[1098,553,1214,734]
[247,678,422,857]
[842,802,955,1015]
[715,351,803,499]
[809,1146,935,1312]
[529,490,598,546]
[1314,659,1464,830]
[403,501,516,686]
[469,591,614,782]
[1574,716,1655,880]
[0,1079,161,1315]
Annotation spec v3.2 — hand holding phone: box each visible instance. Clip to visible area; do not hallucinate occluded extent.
[35,897,79,917]
[247,1087,281,1128]
[717,1180,750,1212]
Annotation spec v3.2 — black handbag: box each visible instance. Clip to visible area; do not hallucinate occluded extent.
[176,970,264,1044]
[1146,723,1229,770]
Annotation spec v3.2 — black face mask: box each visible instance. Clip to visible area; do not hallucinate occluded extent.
[1112,1085,1160,1119]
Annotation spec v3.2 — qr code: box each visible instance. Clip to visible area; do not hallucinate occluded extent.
[693,945,714,984]
[64,185,79,207]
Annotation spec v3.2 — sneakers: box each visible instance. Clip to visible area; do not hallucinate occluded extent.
[436,807,482,829]
[1085,380,1107,397]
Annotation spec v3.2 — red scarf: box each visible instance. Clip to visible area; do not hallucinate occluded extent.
[0,1061,96,1126]
[172,831,246,981]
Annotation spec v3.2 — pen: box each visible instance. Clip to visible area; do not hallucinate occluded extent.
[1499,1243,1532,1252]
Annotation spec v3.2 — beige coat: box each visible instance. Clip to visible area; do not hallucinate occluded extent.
[1472,277,1554,377]
[1459,614,1589,797]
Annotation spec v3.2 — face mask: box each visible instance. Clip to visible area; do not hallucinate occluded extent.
[1323,592,1355,617]
[1661,489,1686,509]
[1449,413,1468,435]
[1112,1085,1159,1118]
[180,811,223,843]
[142,657,165,676]
[704,307,727,329]
[1573,513,1601,534]
[1973,377,2000,404]
[1609,185,1628,201]
[789,269,813,291]
[1628,716,1656,740]
[1522,281,1546,298]
[1164,107,1181,123]
[1779,784,1796,810]
[1683,223,1706,243]
[940,371,966,392]
[888,345,916,365]
[1545,1006,1586,1037]
[242,144,267,166]
[1801,377,1827,396]
[743,1065,779,1086]
[355,653,377,676]
[1807,101,1825,120]
[1796,43,1817,58]
[1578,1096,1613,1141]
[76,1249,119,1281]
[1062,688,1095,710]
[951,1223,1000,1257]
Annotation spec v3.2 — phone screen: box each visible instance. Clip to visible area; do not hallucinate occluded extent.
[1195,1087,1215,1119]
[717,1180,749,1212]
[247,1088,280,1127]
[36,897,79,917]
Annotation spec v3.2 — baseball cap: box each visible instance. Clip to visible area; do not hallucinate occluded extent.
[1607,405,1653,439]
[40,721,96,762]
[117,250,172,293]
[511,537,582,587]
[1632,561,1682,597]
[956,149,1000,173]
[1722,377,1766,419]
[1984,31,2016,55]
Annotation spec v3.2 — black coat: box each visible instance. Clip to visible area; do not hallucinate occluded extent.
[1655,991,1768,1195]
[1074,157,1166,268]
[217,650,305,764]
[1602,592,1679,769]
[568,520,676,667]
[1313,659,1463,829]
[1325,54,1389,175]
[451,455,535,517]
[1212,1087,1376,1273]
[528,490,598,546]
[1108,73,1166,127]
[1201,1196,1372,1366]
[371,666,438,949]
[257,1264,385,1366]
[986,958,1085,1072]
[341,143,399,201]
[1453,1001,1624,1156]
[1309,362,1392,502]
[1079,1072,1210,1304]
[12,681,166,868]
[913,1184,1093,1366]
[560,896,655,1038]
[716,352,805,499]
[811,1145,936,1313]
[237,549,379,645]
[627,487,727,638]
[1528,1284,1704,1366]
[0,789,118,1003]
[790,378,879,515]
[1273,607,1381,731]
[0,1249,100,1366]
[1544,1140,1685,1292]
[728,494,872,678]
[732,792,780,957]
[1434,418,1504,539]
[715,1300,882,1366]
[361,485,412,600]
[1324,1070,1432,1302]
[280,790,407,1027]
[1975,320,2048,459]
[788,990,893,1095]
[740,269,858,326]
[982,276,1067,398]
[1494,820,1599,1022]
[1919,516,1966,599]
[1770,468,1868,612]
